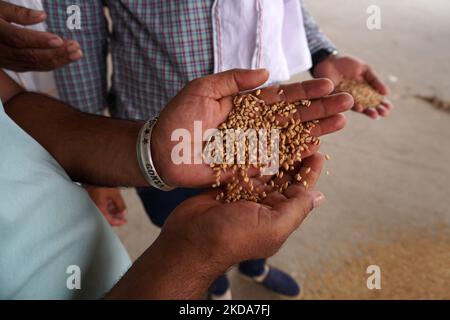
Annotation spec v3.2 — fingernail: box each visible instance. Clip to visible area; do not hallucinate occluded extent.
[69,50,83,61]
[48,37,63,48]
[66,42,80,53]
[30,10,46,19]
[312,191,326,208]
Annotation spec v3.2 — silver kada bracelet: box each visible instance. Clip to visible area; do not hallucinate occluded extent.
[137,118,174,191]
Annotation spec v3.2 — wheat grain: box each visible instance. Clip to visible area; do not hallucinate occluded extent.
[336,79,383,109]
[209,90,322,203]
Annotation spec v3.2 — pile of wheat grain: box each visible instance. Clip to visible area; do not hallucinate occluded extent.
[336,79,383,109]
[206,90,320,203]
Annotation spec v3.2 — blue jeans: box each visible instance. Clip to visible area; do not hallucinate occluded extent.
[136,187,266,292]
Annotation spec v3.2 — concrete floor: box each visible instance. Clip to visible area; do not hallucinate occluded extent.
[114,0,450,299]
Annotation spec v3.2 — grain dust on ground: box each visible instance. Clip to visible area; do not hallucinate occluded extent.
[304,227,450,299]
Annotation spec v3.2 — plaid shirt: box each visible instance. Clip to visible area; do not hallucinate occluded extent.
[44,0,336,120]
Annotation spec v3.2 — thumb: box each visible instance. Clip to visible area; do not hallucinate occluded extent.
[272,188,325,236]
[198,68,269,100]
[0,1,47,25]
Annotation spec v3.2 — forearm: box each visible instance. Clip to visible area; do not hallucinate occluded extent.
[106,235,225,299]
[4,91,148,187]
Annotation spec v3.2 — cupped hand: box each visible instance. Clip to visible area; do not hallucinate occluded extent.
[159,153,325,267]
[313,55,394,119]
[152,68,353,188]
[0,1,82,72]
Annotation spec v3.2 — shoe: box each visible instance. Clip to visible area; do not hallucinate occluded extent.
[208,274,232,300]
[209,288,232,300]
[239,265,301,298]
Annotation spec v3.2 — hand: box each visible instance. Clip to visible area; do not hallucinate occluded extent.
[107,153,325,299]
[84,186,127,226]
[152,68,353,188]
[160,153,325,267]
[0,1,83,72]
[313,55,394,119]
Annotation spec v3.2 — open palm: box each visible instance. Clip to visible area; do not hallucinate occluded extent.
[152,69,353,188]
[161,153,325,264]
[313,55,394,119]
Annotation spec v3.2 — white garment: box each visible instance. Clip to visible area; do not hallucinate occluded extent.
[212,0,312,84]
[3,0,58,97]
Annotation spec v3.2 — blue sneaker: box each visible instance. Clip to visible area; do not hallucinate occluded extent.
[239,265,301,298]
[208,274,232,300]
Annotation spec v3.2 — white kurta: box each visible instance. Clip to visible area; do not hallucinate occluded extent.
[212,0,312,85]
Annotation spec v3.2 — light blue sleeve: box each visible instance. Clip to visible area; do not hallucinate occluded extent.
[0,101,131,299]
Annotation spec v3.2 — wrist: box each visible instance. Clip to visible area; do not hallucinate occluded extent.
[107,233,226,299]
[159,227,229,274]
[137,119,175,190]
[149,121,178,188]
[311,48,339,75]
[153,232,227,297]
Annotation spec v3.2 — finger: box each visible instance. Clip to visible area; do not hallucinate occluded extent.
[107,200,125,216]
[309,114,347,137]
[364,67,389,95]
[257,78,334,104]
[219,115,343,184]
[0,1,46,25]
[381,99,394,111]
[109,189,127,213]
[259,152,324,201]
[96,203,121,226]
[292,144,320,160]
[214,116,344,188]
[364,107,379,119]
[0,20,63,48]
[104,215,117,226]
[376,105,390,117]
[110,213,127,223]
[110,212,127,223]
[0,40,83,72]
[109,217,127,227]
[108,209,127,221]
[237,137,323,187]
[269,154,325,232]
[22,46,82,71]
[289,153,325,191]
[270,155,325,232]
[293,92,353,122]
[248,93,351,135]
[273,188,325,233]
[352,103,364,113]
[192,68,269,100]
